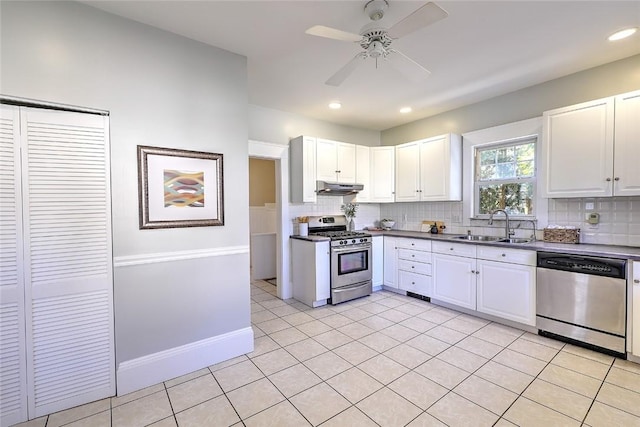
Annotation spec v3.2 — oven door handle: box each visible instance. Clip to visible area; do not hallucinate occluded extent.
[332,244,371,253]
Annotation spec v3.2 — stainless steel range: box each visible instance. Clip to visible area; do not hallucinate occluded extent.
[308,215,372,305]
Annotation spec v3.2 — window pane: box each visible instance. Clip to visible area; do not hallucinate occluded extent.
[480,150,496,166]
[497,147,515,163]
[479,164,496,180]
[516,160,534,178]
[496,163,515,179]
[516,143,535,160]
[478,182,534,215]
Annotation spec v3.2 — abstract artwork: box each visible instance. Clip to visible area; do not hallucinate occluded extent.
[137,145,224,229]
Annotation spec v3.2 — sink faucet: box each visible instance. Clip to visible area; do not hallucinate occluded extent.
[488,209,514,239]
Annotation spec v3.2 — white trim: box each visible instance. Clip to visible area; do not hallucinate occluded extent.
[116,327,254,396]
[248,140,291,300]
[113,246,250,267]
[462,117,548,228]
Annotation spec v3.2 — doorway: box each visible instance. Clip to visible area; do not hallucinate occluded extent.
[248,140,291,299]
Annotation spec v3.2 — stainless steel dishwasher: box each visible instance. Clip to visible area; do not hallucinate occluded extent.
[536,252,627,357]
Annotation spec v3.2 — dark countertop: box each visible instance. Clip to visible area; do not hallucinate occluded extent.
[290,230,640,260]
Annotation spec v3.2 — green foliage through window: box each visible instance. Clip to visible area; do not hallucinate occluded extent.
[475,140,536,216]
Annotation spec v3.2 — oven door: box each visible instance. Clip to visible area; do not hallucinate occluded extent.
[331,243,372,289]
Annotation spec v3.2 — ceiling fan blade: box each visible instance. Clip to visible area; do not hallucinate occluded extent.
[387,2,448,39]
[387,49,431,82]
[305,25,363,42]
[326,52,368,86]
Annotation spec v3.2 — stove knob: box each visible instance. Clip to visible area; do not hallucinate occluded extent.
[341,240,346,245]
[352,239,356,244]
[360,238,364,243]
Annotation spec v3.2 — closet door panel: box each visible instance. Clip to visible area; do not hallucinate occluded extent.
[0,105,28,426]
[21,108,114,417]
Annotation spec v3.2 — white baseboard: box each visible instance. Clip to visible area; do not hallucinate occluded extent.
[116,327,254,395]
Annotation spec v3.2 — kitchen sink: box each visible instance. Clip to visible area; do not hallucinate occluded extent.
[450,235,502,242]
[496,237,533,244]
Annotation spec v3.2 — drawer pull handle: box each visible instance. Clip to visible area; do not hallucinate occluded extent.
[501,254,506,257]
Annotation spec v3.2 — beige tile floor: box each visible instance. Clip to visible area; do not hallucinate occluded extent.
[14,280,640,427]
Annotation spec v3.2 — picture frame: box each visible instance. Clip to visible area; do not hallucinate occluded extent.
[137,145,224,229]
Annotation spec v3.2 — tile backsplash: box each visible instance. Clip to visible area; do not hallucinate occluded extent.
[547,197,640,247]
[290,196,640,247]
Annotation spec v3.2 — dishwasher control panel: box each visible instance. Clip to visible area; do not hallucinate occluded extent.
[537,252,626,279]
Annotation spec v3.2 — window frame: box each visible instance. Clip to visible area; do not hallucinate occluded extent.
[473,137,537,218]
[461,117,547,227]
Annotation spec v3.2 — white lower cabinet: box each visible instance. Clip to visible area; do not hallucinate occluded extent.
[291,239,330,307]
[397,239,432,297]
[632,261,640,357]
[432,241,536,326]
[383,236,398,289]
[432,252,477,310]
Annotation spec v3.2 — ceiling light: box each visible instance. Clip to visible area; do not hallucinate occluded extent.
[328,101,341,110]
[608,27,637,41]
[399,107,412,114]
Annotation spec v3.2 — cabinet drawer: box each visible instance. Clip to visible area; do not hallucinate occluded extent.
[477,246,536,266]
[398,270,432,297]
[397,238,432,251]
[398,259,432,276]
[398,248,431,264]
[432,241,477,257]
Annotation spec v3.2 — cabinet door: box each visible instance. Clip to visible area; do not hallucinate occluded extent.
[383,236,398,288]
[477,260,536,326]
[613,90,640,196]
[289,136,317,203]
[633,261,640,357]
[395,142,420,202]
[336,142,356,183]
[355,145,371,202]
[542,98,614,197]
[369,147,395,203]
[316,138,338,182]
[432,253,476,310]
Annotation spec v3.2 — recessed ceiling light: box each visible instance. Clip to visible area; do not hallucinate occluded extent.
[328,101,341,110]
[399,107,412,114]
[608,27,637,41]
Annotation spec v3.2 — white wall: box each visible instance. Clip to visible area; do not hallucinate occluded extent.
[1,0,252,391]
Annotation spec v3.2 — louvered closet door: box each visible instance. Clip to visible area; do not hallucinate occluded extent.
[21,107,114,417]
[0,105,28,426]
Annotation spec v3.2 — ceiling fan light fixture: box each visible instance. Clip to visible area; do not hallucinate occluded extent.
[365,0,389,21]
[399,107,412,114]
[328,101,342,109]
[608,27,637,41]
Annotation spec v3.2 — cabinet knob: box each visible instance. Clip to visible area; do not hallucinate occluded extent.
[411,266,415,269]
[606,177,612,182]
[449,247,454,251]
[471,270,475,273]
[635,279,640,284]
[614,177,620,181]
[476,271,480,275]
[412,281,415,285]
[501,253,506,257]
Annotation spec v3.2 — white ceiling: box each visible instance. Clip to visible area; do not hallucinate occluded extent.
[83,1,640,131]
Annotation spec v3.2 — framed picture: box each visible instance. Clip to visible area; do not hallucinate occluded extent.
[137,145,224,229]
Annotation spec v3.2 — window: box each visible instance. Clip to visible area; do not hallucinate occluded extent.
[474,138,536,216]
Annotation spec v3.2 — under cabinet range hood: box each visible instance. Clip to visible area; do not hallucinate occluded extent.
[316,181,363,195]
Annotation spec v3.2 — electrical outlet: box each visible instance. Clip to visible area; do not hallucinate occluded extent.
[585,202,595,210]
[451,213,461,223]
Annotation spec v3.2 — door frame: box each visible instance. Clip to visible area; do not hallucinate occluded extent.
[248,140,291,299]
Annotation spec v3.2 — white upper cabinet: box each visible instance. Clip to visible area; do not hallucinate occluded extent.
[542,90,640,198]
[395,134,462,202]
[369,146,395,203]
[613,90,640,196]
[290,135,317,203]
[355,145,371,202]
[316,138,356,184]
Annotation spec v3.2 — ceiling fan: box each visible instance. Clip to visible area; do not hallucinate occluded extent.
[305,0,448,86]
